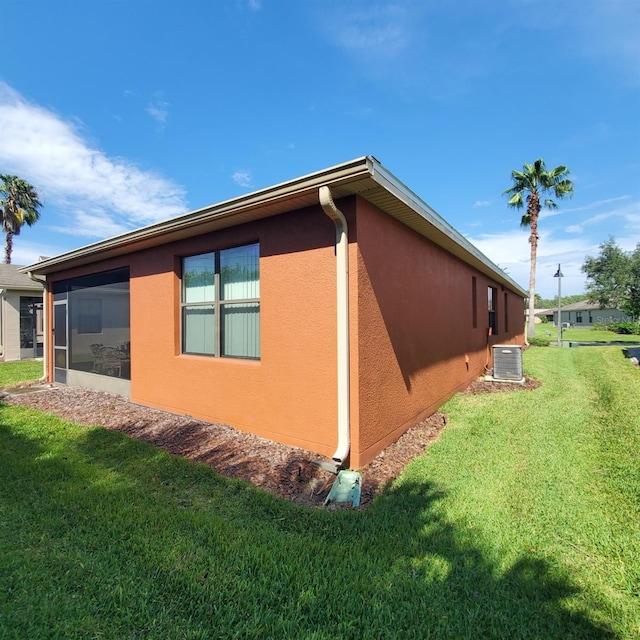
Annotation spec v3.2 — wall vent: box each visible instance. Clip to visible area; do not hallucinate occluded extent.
[492,345,524,382]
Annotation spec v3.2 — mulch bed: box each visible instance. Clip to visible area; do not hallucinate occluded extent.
[1,376,540,508]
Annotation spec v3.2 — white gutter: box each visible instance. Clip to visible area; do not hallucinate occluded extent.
[22,157,373,277]
[27,273,48,382]
[319,186,351,466]
[20,155,526,297]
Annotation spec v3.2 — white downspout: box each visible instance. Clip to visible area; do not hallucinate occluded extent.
[0,289,4,359]
[319,186,350,466]
[27,273,48,382]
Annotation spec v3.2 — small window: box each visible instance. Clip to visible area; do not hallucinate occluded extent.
[20,296,41,349]
[181,243,260,359]
[472,277,478,329]
[503,291,509,333]
[488,287,497,335]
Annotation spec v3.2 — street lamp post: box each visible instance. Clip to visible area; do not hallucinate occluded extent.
[554,264,563,346]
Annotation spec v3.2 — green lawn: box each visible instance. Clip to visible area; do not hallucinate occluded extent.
[535,323,640,343]
[1,350,638,639]
[0,360,43,386]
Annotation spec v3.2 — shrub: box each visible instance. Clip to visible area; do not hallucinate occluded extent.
[608,322,640,335]
[528,336,551,347]
[592,323,609,331]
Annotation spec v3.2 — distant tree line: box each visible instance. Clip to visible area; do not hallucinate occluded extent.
[535,293,586,308]
[530,238,640,321]
[582,236,640,318]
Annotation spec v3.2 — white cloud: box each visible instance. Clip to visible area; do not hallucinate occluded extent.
[0,82,187,239]
[564,199,640,234]
[10,238,67,268]
[146,92,170,130]
[469,229,593,297]
[317,0,640,96]
[248,0,262,11]
[560,195,631,214]
[49,208,129,238]
[232,169,253,188]
[565,213,612,234]
[473,200,491,208]
[322,2,410,58]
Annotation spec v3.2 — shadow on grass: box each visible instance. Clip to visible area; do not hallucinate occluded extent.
[1,419,615,639]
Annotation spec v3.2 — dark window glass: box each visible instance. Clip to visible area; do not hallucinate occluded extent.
[472,277,477,329]
[488,287,498,335]
[20,296,41,349]
[503,291,509,333]
[77,298,103,334]
[54,304,67,348]
[56,268,130,380]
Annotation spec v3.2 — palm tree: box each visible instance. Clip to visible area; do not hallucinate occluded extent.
[504,159,573,339]
[0,174,43,264]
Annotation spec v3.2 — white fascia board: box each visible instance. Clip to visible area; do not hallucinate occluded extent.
[20,154,527,297]
[20,157,373,276]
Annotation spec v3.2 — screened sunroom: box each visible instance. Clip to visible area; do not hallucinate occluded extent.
[52,268,130,395]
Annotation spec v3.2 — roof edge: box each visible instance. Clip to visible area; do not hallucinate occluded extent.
[21,155,527,297]
[21,156,374,276]
[366,157,527,297]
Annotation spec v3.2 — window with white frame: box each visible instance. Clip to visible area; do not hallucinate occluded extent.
[181,243,260,358]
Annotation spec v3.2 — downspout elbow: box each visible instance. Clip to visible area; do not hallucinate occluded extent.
[319,186,350,466]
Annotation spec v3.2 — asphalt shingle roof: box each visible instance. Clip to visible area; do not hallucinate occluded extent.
[0,264,44,290]
[559,300,607,311]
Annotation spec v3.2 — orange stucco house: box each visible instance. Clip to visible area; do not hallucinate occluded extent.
[23,157,526,469]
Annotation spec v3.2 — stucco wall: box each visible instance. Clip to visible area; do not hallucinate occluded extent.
[2,291,22,362]
[1,289,43,362]
[45,196,524,467]
[127,206,344,458]
[353,198,524,467]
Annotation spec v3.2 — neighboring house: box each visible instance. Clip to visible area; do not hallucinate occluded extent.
[23,157,526,469]
[528,308,555,324]
[554,300,634,328]
[0,264,44,362]
[538,309,555,323]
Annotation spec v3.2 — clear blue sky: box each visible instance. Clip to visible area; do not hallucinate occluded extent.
[1,0,638,299]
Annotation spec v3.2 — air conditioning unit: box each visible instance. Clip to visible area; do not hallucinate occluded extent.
[492,345,524,382]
